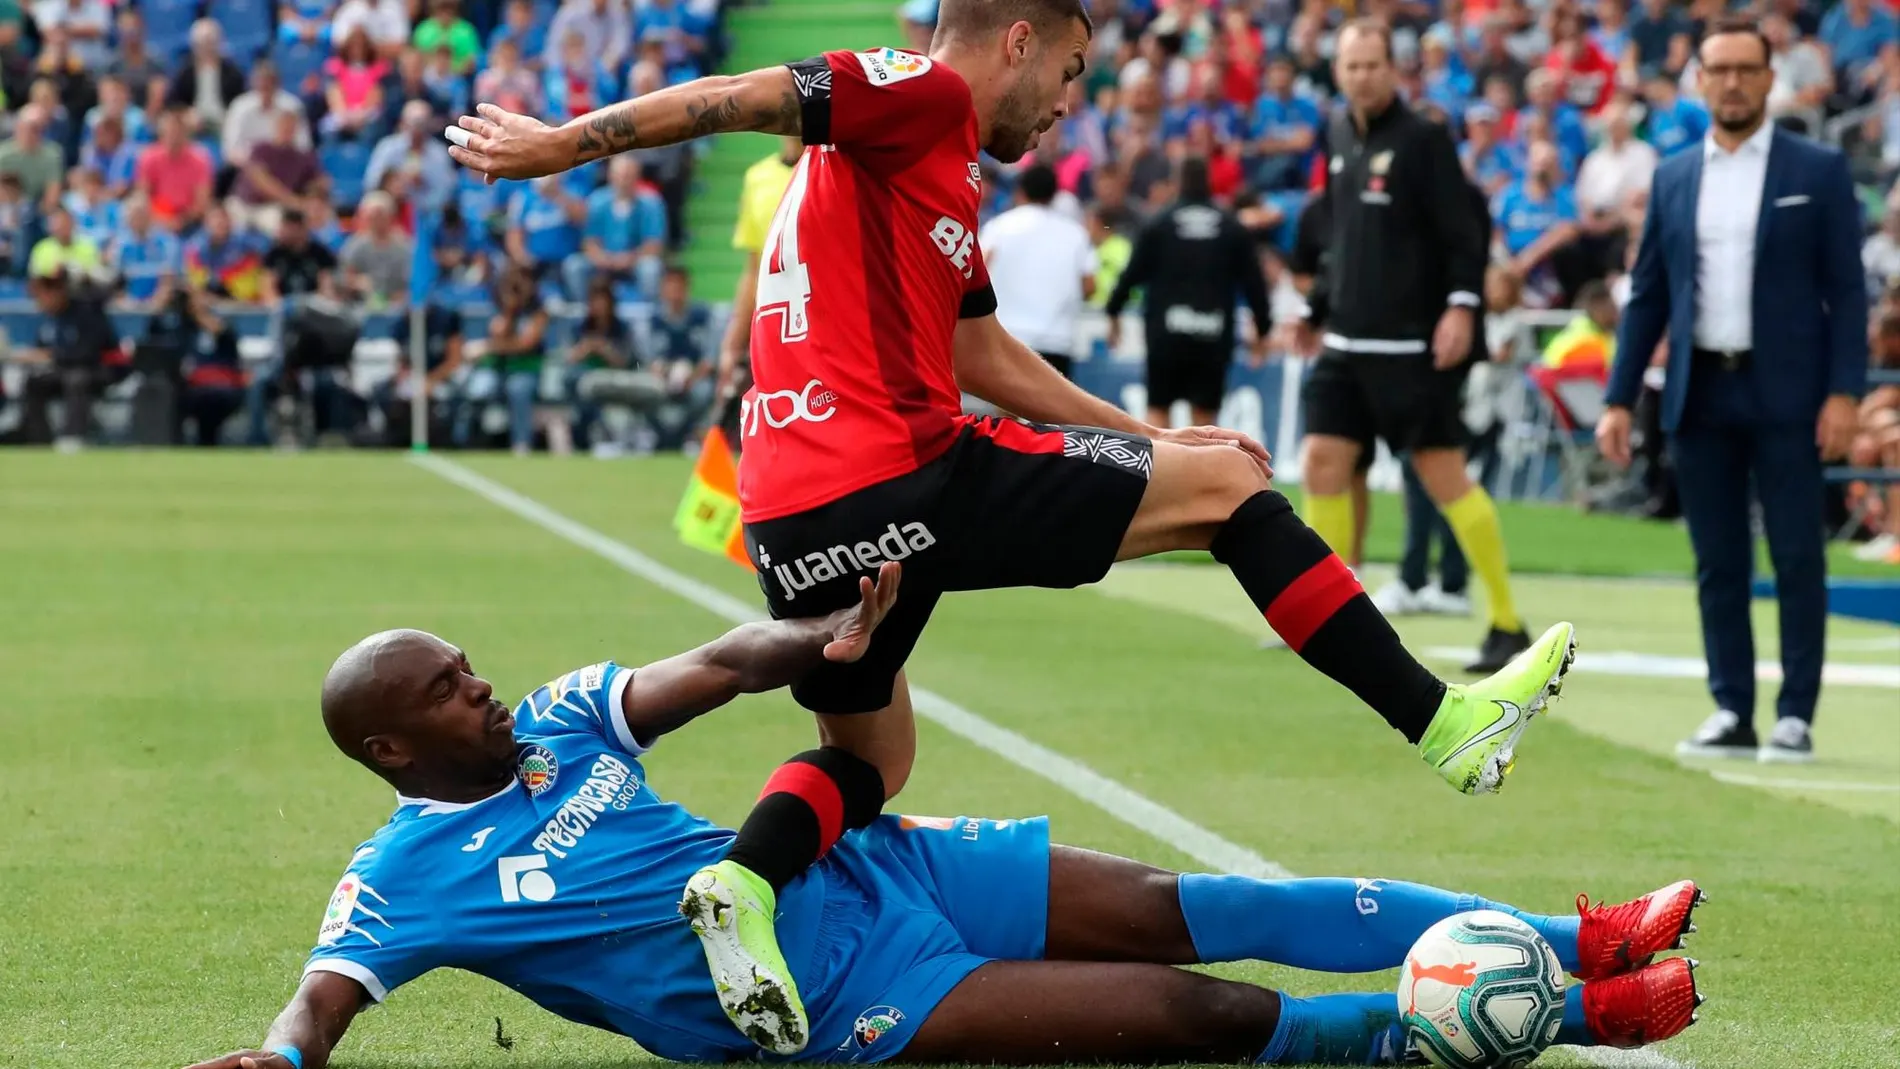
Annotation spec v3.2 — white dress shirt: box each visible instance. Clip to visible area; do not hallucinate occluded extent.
[979,203,1098,357]
[1694,121,1773,351]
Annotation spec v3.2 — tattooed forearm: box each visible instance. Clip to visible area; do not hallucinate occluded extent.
[764,90,802,136]
[572,105,639,164]
[685,93,745,139]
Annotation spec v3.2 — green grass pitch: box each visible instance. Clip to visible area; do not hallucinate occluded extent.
[1,451,1894,1068]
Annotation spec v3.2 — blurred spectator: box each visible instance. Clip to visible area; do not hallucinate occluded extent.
[223,61,311,171]
[366,99,456,217]
[570,155,666,300]
[25,77,76,164]
[140,280,247,446]
[1640,68,1709,157]
[544,0,633,75]
[31,0,112,71]
[1575,100,1656,228]
[27,204,100,279]
[184,203,269,301]
[1862,209,1900,295]
[634,0,709,77]
[1494,140,1579,292]
[105,8,162,95]
[1248,55,1321,191]
[80,114,136,199]
[0,172,30,276]
[14,270,114,448]
[414,0,482,74]
[1461,104,1516,196]
[166,20,246,133]
[625,59,691,243]
[0,103,66,211]
[1764,13,1832,127]
[648,262,714,438]
[1546,7,1617,116]
[488,0,550,67]
[107,193,183,304]
[332,0,412,58]
[322,27,390,140]
[389,46,453,124]
[421,43,472,118]
[61,164,116,245]
[980,163,1096,381]
[1851,318,1900,562]
[506,173,585,288]
[230,108,321,237]
[1540,279,1619,372]
[1819,0,1896,89]
[473,36,543,115]
[33,30,97,136]
[338,190,413,305]
[1628,0,1693,80]
[137,107,214,231]
[545,28,618,122]
[454,265,545,453]
[1519,69,1589,167]
[562,275,635,448]
[1084,204,1132,309]
[83,73,147,151]
[1591,0,1634,66]
[261,208,339,301]
[1469,21,1530,101]
[278,0,335,49]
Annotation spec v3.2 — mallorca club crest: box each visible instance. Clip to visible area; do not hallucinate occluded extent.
[517,743,559,796]
[853,1005,905,1049]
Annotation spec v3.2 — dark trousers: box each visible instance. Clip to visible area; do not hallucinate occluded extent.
[19,366,97,443]
[1396,425,1501,594]
[1669,364,1828,725]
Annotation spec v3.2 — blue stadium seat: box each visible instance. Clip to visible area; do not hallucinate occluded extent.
[143,0,199,57]
[212,0,274,63]
[320,140,372,210]
[273,40,328,98]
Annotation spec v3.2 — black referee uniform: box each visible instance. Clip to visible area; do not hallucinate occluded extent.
[1105,168,1271,422]
[1302,98,1487,452]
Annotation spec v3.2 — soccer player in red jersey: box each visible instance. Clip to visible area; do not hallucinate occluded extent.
[447,0,1579,1051]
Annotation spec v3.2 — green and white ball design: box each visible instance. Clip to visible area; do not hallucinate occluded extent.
[1397,910,1567,1069]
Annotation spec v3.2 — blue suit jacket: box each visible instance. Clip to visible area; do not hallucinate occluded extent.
[1609,126,1868,430]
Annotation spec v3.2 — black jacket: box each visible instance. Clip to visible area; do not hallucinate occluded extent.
[1105,198,1271,352]
[1306,98,1486,351]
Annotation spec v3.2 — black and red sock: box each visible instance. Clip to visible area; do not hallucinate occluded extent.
[1209,490,1447,743]
[724,747,886,894]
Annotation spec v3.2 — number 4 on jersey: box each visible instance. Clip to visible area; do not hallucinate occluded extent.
[756,154,815,344]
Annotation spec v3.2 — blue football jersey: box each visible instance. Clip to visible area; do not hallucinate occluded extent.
[303,662,832,1062]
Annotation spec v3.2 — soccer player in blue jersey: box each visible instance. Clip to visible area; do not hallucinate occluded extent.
[183,563,1703,1069]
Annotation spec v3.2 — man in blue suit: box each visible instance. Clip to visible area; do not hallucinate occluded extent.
[1597,19,1867,764]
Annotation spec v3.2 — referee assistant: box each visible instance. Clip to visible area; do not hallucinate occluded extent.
[1289,19,1530,672]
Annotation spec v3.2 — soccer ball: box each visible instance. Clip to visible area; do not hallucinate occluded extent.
[1397,910,1566,1069]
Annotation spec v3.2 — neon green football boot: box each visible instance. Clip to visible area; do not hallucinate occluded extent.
[1419,621,1578,794]
[680,860,809,1055]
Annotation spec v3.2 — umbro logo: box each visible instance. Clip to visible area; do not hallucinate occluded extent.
[792,65,831,99]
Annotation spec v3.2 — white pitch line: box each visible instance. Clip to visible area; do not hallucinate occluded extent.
[1424,647,1900,690]
[411,455,1687,1069]
[1705,770,1900,793]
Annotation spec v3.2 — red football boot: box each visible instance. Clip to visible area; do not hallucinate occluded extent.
[1583,956,1702,1048]
[1575,879,1704,981]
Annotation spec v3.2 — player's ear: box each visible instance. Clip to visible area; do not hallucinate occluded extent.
[1005,20,1035,65]
[362,734,409,772]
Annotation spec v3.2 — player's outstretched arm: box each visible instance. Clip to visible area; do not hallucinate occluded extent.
[616,562,901,743]
[181,972,367,1069]
[446,67,800,182]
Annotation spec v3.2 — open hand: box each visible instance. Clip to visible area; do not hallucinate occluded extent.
[1155,425,1274,478]
[822,562,902,663]
[1596,405,1633,468]
[445,103,569,183]
[1817,395,1858,461]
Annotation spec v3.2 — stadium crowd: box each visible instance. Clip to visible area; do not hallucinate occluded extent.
[0,0,1893,556]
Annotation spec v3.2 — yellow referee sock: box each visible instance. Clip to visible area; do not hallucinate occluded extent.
[1441,486,1521,633]
[1302,492,1356,559]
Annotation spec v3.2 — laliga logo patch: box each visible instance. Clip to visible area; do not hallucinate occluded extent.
[317,873,362,946]
[518,744,559,796]
[857,47,931,86]
[853,1005,905,1049]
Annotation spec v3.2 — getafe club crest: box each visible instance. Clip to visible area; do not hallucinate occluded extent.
[853,1006,905,1049]
[517,744,559,796]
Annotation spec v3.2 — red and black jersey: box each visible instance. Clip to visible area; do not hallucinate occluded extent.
[738,47,996,522]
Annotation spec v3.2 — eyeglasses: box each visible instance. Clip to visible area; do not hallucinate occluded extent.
[1702,63,1770,80]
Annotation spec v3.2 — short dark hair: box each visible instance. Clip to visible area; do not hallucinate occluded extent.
[1018,163,1058,205]
[936,0,1093,45]
[663,263,690,282]
[1176,155,1212,203]
[1337,18,1395,62]
[1699,16,1773,64]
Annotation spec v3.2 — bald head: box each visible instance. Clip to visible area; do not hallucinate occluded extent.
[321,629,452,765]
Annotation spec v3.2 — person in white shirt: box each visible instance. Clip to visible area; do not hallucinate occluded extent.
[977,163,1098,380]
[221,61,311,168]
[331,0,412,57]
[1575,101,1658,219]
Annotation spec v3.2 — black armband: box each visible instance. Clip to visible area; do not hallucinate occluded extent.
[786,56,832,146]
[958,284,997,319]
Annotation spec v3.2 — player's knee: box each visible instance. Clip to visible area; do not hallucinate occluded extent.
[1197,441,1271,514]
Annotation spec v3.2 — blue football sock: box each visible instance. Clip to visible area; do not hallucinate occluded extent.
[1178,875,1582,972]
[1556,985,1593,1047]
[1258,992,1407,1065]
